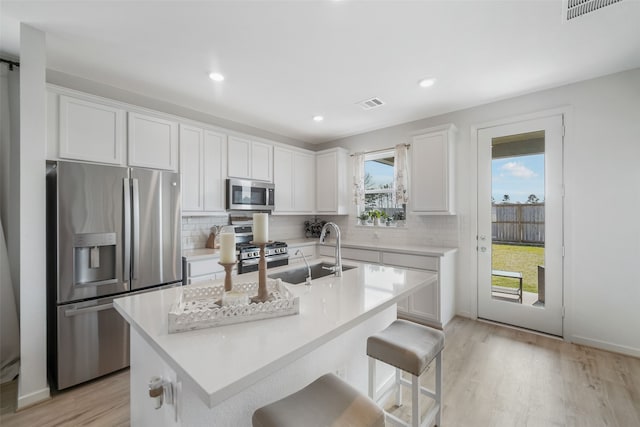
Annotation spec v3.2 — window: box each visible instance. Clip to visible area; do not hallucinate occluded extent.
[363,150,405,221]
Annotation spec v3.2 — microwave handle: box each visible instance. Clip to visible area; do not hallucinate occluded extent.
[268,187,275,207]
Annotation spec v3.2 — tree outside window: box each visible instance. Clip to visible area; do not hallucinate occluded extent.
[363,151,406,221]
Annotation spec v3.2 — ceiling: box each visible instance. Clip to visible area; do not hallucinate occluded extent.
[1,1,639,144]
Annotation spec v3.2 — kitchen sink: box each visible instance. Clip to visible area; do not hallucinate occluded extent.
[268,262,357,284]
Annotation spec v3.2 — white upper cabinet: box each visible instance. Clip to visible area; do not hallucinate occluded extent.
[315,147,349,214]
[227,136,273,182]
[202,130,227,212]
[128,112,179,171]
[181,125,203,211]
[273,146,315,214]
[58,95,125,165]
[181,124,226,214]
[410,124,456,214]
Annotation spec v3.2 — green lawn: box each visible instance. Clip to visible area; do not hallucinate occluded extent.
[492,244,544,293]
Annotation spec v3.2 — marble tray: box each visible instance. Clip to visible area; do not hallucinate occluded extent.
[168,279,299,333]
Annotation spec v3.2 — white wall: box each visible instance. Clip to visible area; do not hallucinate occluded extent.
[319,68,640,357]
[17,24,50,407]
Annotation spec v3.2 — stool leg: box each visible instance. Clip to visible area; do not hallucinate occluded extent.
[435,352,442,426]
[395,368,402,407]
[412,374,420,427]
[368,357,376,401]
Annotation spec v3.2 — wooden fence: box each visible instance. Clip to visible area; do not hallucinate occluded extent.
[492,203,544,245]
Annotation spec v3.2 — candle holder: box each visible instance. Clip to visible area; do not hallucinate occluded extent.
[250,241,272,303]
[218,261,237,292]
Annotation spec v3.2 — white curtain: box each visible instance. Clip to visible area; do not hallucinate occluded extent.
[394,144,409,205]
[352,152,365,212]
[0,62,20,384]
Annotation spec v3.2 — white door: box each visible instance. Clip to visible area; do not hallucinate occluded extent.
[477,115,564,336]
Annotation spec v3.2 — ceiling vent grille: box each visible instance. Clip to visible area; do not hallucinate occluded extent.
[564,0,623,20]
[357,97,385,110]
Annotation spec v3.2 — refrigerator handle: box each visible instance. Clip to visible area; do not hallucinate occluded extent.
[123,178,131,282]
[64,302,114,317]
[132,178,140,280]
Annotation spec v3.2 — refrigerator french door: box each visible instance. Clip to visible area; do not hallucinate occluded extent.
[46,161,181,390]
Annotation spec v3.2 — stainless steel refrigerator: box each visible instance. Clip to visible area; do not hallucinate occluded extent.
[46,161,182,390]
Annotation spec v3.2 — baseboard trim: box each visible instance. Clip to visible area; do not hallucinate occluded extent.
[16,383,50,410]
[569,334,640,359]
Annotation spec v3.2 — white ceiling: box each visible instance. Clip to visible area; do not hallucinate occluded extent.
[2,1,640,144]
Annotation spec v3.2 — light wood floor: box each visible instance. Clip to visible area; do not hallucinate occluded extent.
[0,369,129,427]
[1,317,638,426]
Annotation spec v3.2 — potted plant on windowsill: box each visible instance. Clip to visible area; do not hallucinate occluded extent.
[370,210,382,226]
[358,212,370,226]
[393,211,406,227]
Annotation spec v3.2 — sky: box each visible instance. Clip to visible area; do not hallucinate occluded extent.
[365,160,394,188]
[492,154,544,203]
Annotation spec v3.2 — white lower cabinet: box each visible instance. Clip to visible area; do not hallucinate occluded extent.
[318,245,381,263]
[319,244,455,328]
[382,250,456,329]
[183,256,232,285]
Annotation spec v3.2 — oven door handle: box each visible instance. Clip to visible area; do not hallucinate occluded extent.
[241,254,289,266]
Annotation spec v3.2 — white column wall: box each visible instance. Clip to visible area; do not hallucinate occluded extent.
[17,23,50,408]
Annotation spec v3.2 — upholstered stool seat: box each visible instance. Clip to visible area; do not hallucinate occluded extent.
[252,373,385,427]
[367,320,445,427]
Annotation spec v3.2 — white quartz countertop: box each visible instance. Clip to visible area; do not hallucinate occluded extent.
[288,238,457,257]
[113,258,437,408]
[182,248,220,261]
[184,239,457,261]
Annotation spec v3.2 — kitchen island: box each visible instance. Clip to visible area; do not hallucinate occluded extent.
[114,259,438,426]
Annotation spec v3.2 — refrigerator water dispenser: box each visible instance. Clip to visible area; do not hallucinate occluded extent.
[73,233,117,286]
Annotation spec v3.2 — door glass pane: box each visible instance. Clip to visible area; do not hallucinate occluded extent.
[490,131,546,307]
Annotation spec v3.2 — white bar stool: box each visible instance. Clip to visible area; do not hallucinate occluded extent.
[367,319,445,427]
[252,373,385,427]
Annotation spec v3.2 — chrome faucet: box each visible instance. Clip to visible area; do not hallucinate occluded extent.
[319,222,342,277]
[295,249,312,285]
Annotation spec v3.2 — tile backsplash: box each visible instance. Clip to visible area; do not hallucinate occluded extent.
[318,214,460,249]
[181,215,310,249]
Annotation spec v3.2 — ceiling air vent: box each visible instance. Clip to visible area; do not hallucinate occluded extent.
[357,97,385,110]
[563,0,623,21]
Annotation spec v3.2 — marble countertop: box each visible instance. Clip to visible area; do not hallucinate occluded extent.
[113,258,437,408]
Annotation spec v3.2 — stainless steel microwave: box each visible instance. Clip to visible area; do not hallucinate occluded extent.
[226,178,275,211]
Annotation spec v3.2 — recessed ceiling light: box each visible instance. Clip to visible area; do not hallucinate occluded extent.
[313,115,324,122]
[418,77,436,88]
[209,72,225,82]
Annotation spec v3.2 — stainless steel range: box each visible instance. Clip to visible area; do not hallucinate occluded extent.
[230,218,289,274]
